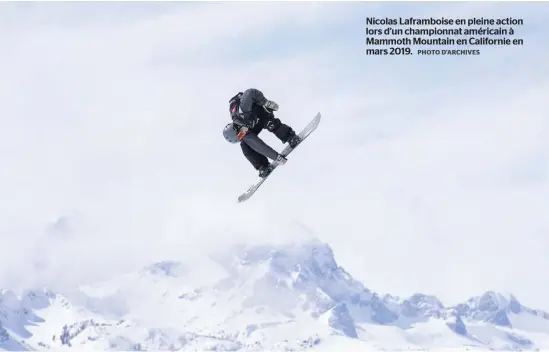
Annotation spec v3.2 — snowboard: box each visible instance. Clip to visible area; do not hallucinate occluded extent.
[237,112,321,203]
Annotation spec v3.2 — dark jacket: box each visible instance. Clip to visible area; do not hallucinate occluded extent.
[229,88,270,127]
[228,88,280,161]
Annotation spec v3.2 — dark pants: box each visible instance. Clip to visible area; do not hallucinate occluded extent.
[240,108,294,170]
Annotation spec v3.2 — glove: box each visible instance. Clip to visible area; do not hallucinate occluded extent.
[263,100,279,111]
[237,126,248,141]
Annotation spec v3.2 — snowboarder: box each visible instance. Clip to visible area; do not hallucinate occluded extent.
[223,88,301,177]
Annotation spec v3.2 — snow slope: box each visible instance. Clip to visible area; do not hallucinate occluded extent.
[2,238,549,351]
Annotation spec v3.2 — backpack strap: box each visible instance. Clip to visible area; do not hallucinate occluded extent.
[229,92,243,120]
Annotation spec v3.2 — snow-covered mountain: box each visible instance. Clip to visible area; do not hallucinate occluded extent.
[2,238,549,351]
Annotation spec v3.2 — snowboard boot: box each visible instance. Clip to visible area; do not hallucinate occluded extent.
[286,130,301,148]
[258,164,273,178]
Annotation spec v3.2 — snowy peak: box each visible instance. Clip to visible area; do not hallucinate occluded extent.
[3,238,549,351]
[1,288,58,313]
[396,293,445,319]
[465,291,519,313]
[408,293,445,310]
[216,238,340,276]
[452,291,546,327]
[211,239,372,301]
[0,288,69,350]
[203,240,362,319]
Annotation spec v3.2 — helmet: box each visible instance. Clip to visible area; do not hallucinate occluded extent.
[223,123,239,143]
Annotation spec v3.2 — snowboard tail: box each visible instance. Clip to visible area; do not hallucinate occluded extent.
[237,112,321,203]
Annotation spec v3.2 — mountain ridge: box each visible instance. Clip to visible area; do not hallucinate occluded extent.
[1,238,549,351]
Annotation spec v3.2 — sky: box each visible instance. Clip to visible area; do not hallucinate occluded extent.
[0,1,548,311]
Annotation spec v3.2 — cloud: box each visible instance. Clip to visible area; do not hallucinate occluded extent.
[0,1,548,312]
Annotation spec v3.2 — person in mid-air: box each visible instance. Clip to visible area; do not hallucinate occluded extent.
[223,88,301,177]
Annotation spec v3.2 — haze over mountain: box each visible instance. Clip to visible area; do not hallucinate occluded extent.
[2,237,549,351]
